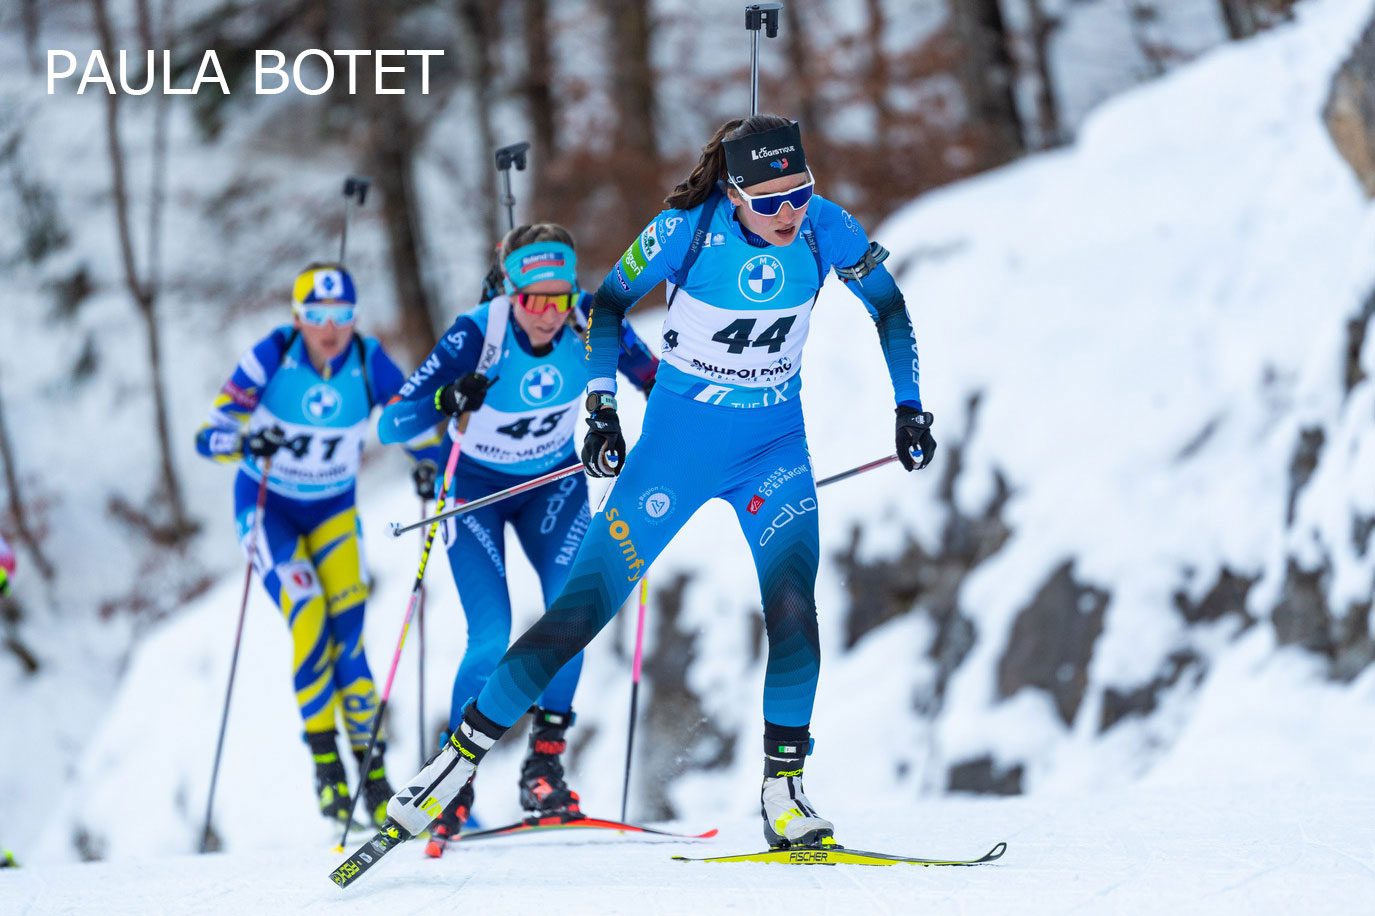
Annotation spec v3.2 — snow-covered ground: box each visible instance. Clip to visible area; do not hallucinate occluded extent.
[7,789,1375,914]
[8,0,1375,909]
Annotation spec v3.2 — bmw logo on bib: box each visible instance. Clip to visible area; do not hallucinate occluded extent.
[739,254,784,303]
[303,383,342,421]
[521,365,563,406]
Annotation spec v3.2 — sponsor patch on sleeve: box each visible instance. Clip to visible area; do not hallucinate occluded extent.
[222,380,257,409]
[621,240,648,281]
[640,223,661,261]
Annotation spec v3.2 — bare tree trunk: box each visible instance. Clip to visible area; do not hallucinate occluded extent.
[459,0,503,247]
[353,1,439,360]
[523,0,557,212]
[91,0,194,543]
[948,0,1025,163]
[22,0,41,72]
[863,0,895,139]
[0,374,55,581]
[1023,0,1063,149]
[1127,2,1167,78]
[785,0,824,135]
[600,0,660,227]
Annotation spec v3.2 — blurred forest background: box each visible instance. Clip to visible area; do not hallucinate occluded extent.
[1,0,1300,582]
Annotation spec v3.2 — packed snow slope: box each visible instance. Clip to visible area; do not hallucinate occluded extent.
[9,0,1375,910]
[6,790,1375,914]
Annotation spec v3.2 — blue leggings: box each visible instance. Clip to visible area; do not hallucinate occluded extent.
[474,388,821,729]
[442,456,591,731]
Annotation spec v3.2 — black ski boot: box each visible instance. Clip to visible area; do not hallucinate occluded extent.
[308,731,352,824]
[518,707,581,816]
[355,741,396,829]
[760,725,834,848]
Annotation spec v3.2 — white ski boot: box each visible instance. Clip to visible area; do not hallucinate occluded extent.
[386,717,497,835]
[760,732,834,848]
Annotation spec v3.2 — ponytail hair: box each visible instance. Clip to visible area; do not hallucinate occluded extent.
[664,114,794,210]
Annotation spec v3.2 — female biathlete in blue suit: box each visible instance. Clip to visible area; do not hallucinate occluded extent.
[378,224,657,841]
[196,263,445,829]
[384,116,936,849]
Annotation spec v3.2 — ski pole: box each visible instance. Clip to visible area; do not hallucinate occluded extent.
[745,4,782,117]
[620,575,650,822]
[390,461,583,536]
[417,497,427,772]
[339,176,371,265]
[393,451,899,538]
[816,454,900,489]
[337,431,465,852]
[199,458,271,853]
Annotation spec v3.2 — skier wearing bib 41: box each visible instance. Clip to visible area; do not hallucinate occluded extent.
[383,116,935,850]
[195,263,445,829]
[378,224,657,844]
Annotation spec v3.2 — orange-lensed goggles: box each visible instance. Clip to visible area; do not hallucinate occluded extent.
[515,292,578,315]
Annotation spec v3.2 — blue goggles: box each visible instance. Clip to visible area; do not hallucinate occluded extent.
[729,169,816,216]
[294,304,357,327]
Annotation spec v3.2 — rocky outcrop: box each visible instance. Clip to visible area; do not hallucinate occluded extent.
[997,561,1110,727]
[1325,15,1375,196]
[836,394,1010,703]
[947,754,1023,795]
[634,572,735,821]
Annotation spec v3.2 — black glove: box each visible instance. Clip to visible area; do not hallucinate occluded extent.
[641,376,655,399]
[435,373,494,417]
[582,408,627,478]
[243,425,288,459]
[895,407,936,471]
[411,459,439,499]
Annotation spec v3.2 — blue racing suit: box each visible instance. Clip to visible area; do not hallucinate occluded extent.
[470,190,923,733]
[379,295,656,730]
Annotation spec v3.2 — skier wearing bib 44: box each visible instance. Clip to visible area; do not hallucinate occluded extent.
[378,116,934,855]
[195,263,445,829]
[378,224,657,845]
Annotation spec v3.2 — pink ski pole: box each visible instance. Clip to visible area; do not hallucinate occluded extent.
[620,576,650,821]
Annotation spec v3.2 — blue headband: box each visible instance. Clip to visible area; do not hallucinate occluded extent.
[503,241,578,294]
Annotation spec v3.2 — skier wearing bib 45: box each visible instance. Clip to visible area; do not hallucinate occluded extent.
[378,224,657,844]
[382,116,935,851]
[195,263,445,829]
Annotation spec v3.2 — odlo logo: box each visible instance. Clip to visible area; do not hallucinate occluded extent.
[607,508,645,581]
[757,498,816,546]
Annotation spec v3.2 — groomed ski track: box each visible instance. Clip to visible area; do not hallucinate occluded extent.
[6,789,1373,915]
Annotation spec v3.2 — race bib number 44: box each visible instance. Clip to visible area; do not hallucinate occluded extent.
[660,294,812,388]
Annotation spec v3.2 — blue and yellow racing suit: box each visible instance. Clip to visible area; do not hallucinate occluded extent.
[471,190,923,733]
[196,327,442,748]
[380,294,657,732]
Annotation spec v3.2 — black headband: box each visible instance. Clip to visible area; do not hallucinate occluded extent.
[722,122,807,189]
